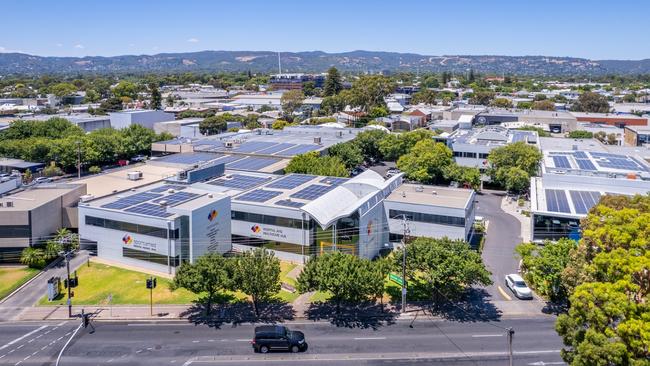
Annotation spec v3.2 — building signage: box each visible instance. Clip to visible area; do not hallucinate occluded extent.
[232,220,305,245]
[205,208,222,252]
[122,233,158,253]
[251,224,288,240]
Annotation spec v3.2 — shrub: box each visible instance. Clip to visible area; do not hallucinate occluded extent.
[88,166,101,174]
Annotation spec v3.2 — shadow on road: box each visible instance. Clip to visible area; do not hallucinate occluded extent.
[305,301,398,329]
[427,288,502,323]
[180,297,295,329]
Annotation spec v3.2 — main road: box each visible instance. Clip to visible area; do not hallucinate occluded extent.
[0,317,565,365]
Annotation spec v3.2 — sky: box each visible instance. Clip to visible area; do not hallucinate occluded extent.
[1,0,648,60]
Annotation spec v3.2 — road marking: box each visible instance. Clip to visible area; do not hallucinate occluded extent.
[235,339,250,342]
[528,362,565,365]
[471,334,503,338]
[192,340,200,343]
[498,286,512,301]
[56,321,67,326]
[353,337,386,340]
[0,325,47,351]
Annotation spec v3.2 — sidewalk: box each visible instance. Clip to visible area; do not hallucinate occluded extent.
[500,196,531,242]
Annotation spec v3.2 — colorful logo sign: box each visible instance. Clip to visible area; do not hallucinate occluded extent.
[208,209,218,222]
[251,225,261,233]
[122,234,133,245]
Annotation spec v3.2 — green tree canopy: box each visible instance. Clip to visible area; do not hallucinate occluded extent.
[378,129,434,161]
[411,89,437,105]
[285,152,348,177]
[571,92,611,113]
[323,67,343,97]
[567,130,594,139]
[112,81,139,100]
[487,141,542,183]
[232,249,281,316]
[280,90,305,117]
[199,115,228,135]
[532,100,556,111]
[328,142,364,171]
[173,253,230,315]
[516,239,576,302]
[397,140,453,183]
[49,82,77,98]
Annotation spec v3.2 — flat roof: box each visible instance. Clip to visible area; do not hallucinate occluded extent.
[571,112,647,120]
[543,150,650,177]
[74,164,181,198]
[0,184,82,211]
[625,125,650,133]
[448,126,538,146]
[386,184,473,209]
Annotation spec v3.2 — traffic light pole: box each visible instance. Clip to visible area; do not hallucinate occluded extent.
[66,253,72,318]
[507,327,514,366]
[150,277,153,316]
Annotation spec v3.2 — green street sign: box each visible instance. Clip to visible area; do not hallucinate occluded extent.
[389,273,404,286]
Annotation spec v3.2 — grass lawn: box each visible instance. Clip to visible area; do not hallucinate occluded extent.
[309,291,331,302]
[0,267,39,300]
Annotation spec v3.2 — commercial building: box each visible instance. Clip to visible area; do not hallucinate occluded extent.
[109,110,175,130]
[530,148,650,242]
[570,112,648,128]
[0,158,45,173]
[0,184,86,262]
[153,118,205,138]
[446,126,539,168]
[474,109,577,133]
[624,125,650,147]
[18,113,111,132]
[269,74,325,91]
[78,162,477,272]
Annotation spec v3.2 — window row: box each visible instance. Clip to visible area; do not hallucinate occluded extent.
[231,211,313,230]
[389,209,466,227]
[123,247,179,267]
[85,216,179,239]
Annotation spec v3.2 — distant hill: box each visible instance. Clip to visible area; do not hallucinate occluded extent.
[0,50,648,76]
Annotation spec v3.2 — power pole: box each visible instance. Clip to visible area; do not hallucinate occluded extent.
[76,141,81,179]
[507,327,515,366]
[400,215,410,313]
[65,252,72,318]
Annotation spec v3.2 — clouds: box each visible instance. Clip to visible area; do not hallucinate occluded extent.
[74,44,84,49]
[187,38,199,43]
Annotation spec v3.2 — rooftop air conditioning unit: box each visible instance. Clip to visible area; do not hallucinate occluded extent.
[127,171,143,181]
[336,131,343,138]
[314,137,322,144]
[415,185,424,192]
[225,141,234,148]
[158,200,168,206]
[167,189,175,193]
[79,194,95,202]
[431,191,437,195]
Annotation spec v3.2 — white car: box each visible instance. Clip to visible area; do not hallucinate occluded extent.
[505,274,533,299]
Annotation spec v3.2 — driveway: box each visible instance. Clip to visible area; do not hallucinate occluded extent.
[475,191,546,315]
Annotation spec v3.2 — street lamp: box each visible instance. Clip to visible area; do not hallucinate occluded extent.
[59,250,73,318]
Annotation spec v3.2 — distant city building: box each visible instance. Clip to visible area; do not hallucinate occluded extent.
[269,73,325,91]
[109,110,175,130]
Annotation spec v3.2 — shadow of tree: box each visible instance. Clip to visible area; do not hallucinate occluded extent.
[305,301,398,330]
[541,300,568,315]
[427,287,502,323]
[180,294,295,329]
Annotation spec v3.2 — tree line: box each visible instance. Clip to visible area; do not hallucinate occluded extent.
[516,194,650,365]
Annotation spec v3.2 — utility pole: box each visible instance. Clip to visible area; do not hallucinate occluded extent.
[400,215,410,313]
[76,141,81,179]
[507,327,514,366]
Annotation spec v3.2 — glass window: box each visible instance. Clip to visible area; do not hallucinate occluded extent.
[389,209,465,227]
[122,247,179,267]
[85,216,173,239]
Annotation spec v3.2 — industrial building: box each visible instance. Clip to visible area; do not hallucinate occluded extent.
[624,125,650,147]
[109,110,175,130]
[571,112,648,128]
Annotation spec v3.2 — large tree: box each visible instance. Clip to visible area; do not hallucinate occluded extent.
[378,129,434,162]
[347,75,395,111]
[232,249,281,316]
[173,253,230,315]
[285,151,348,177]
[411,89,437,105]
[149,84,162,110]
[280,90,305,117]
[487,141,542,191]
[112,81,139,100]
[516,239,576,302]
[397,140,454,183]
[393,237,492,302]
[199,115,228,135]
[49,82,77,98]
[327,142,364,171]
[323,67,343,97]
[571,92,610,113]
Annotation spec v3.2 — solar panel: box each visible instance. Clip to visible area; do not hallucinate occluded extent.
[211,155,245,165]
[290,184,336,200]
[227,157,281,171]
[155,152,220,165]
[319,177,349,186]
[552,156,571,169]
[125,203,173,218]
[255,143,295,155]
[233,141,277,153]
[101,192,163,209]
[576,159,597,170]
[570,190,601,215]
[630,157,650,173]
[153,191,200,206]
[545,189,571,213]
[235,189,283,203]
[208,174,271,190]
[148,185,187,193]
[275,144,319,156]
[572,151,588,159]
[266,174,315,189]
[275,199,305,208]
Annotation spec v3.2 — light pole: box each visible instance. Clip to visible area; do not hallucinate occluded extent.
[507,327,515,366]
[400,215,409,313]
[64,251,72,318]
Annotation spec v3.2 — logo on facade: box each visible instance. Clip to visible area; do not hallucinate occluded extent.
[122,234,133,245]
[251,225,261,233]
[367,220,374,235]
[208,209,218,222]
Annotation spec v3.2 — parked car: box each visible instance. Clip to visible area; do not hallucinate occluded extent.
[34,177,52,184]
[131,155,147,162]
[252,325,307,353]
[505,274,533,299]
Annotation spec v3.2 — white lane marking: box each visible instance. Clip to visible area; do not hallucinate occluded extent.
[235,339,250,342]
[0,325,47,351]
[56,321,67,326]
[15,345,24,350]
[471,334,503,338]
[208,340,215,342]
[107,358,114,363]
[353,337,387,340]
[192,340,200,343]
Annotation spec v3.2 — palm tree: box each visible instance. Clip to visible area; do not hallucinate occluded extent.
[44,241,62,261]
[20,247,45,269]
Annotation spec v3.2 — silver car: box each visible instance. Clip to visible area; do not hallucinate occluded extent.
[505,274,533,299]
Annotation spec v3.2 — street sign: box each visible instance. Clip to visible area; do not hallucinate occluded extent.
[389,273,404,286]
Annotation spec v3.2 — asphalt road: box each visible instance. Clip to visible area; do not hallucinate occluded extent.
[0,252,89,321]
[0,317,565,365]
[475,191,546,315]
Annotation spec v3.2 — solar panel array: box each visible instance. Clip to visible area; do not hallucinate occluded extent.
[570,190,601,214]
[125,202,173,218]
[208,174,271,190]
[155,152,220,165]
[598,158,645,171]
[148,185,187,193]
[572,151,588,159]
[552,156,571,169]
[576,159,597,170]
[266,174,315,189]
[153,192,200,206]
[278,144,320,156]
[227,157,281,171]
[275,199,305,208]
[233,141,277,153]
[290,184,336,200]
[235,189,283,203]
[545,189,571,213]
[319,177,349,186]
[100,192,163,209]
[255,143,295,155]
